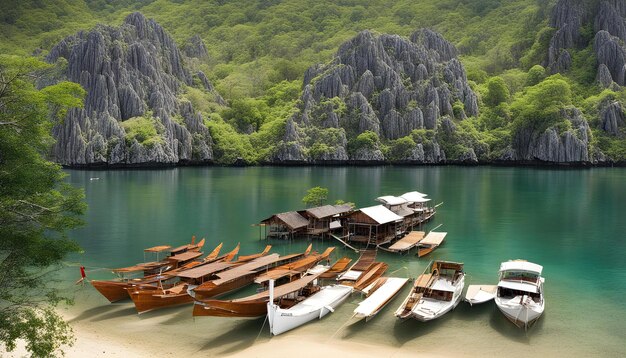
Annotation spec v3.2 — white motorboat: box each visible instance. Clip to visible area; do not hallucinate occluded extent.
[495,260,545,329]
[395,260,465,321]
[267,280,353,335]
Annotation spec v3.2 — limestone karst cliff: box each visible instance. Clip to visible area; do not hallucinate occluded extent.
[46,12,221,166]
[273,29,478,163]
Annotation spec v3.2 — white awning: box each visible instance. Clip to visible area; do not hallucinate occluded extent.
[359,205,404,225]
[498,280,538,293]
[329,220,342,230]
[400,191,428,202]
[376,195,407,206]
[499,261,543,275]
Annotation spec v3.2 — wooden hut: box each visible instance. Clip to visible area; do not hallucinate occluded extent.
[346,205,404,246]
[376,195,417,232]
[399,191,435,224]
[302,204,353,237]
[260,211,309,239]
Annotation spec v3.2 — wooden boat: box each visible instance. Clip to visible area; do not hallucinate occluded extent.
[464,285,497,305]
[337,250,386,291]
[495,260,545,329]
[416,231,447,257]
[381,231,425,253]
[354,277,409,321]
[193,271,324,318]
[254,246,332,284]
[127,260,235,313]
[237,245,272,262]
[267,280,353,335]
[318,257,352,279]
[192,252,306,300]
[123,244,252,313]
[352,262,389,292]
[90,241,220,303]
[395,260,465,321]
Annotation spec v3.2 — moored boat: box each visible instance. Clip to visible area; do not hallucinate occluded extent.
[193,271,324,318]
[395,260,465,321]
[267,280,353,335]
[90,240,219,303]
[354,277,408,321]
[495,260,545,329]
[416,231,447,257]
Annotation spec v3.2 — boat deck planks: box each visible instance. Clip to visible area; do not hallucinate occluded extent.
[386,231,425,252]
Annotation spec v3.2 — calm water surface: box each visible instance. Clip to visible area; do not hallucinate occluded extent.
[63,166,626,357]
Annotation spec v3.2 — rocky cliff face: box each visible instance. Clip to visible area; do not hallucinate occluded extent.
[536,0,626,162]
[273,29,478,163]
[46,12,221,166]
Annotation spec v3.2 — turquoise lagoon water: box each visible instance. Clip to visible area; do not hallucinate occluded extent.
[62,166,626,357]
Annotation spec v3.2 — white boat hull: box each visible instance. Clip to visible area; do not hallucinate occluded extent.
[495,295,544,328]
[267,284,353,336]
[411,275,465,321]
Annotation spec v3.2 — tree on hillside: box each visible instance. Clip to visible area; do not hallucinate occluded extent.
[0,55,86,357]
[484,76,510,107]
[302,186,328,207]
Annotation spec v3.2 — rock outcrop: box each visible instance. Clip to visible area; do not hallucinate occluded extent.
[46,12,221,166]
[513,107,590,163]
[274,29,478,163]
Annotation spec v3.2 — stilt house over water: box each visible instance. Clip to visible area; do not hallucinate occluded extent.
[260,204,353,240]
[346,205,404,246]
[260,211,309,239]
[302,204,353,238]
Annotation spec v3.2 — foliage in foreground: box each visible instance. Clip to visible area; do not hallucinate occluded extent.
[0,55,86,357]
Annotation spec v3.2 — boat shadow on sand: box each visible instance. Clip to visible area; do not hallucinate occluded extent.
[392,311,456,346]
[488,308,546,343]
[68,304,136,323]
[198,317,267,355]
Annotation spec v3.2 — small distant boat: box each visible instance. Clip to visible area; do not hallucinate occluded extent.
[495,260,545,329]
[416,231,447,257]
[354,277,408,321]
[464,285,497,306]
[395,260,465,321]
[267,280,353,335]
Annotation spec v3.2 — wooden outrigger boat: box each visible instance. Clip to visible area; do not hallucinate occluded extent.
[90,240,217,303]
[193,271,324,318]
[354,277,409,321]
[416,231,447,257]
[395,260,465,321]
[267,279,353,335]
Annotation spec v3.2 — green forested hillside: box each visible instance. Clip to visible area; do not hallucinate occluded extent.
[1,0,625,164]
[0,0,553,97]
